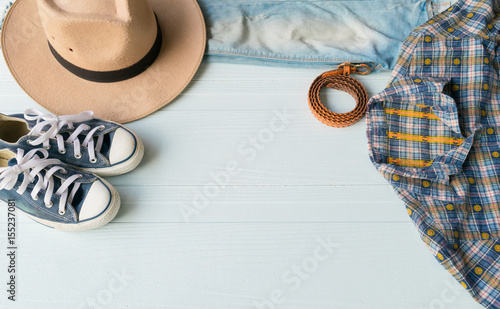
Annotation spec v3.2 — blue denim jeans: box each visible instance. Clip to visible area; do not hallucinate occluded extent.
[0,0,456,71]
[200,0,457,70]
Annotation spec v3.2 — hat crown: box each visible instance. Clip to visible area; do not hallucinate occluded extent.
[37,0,158,72]
[48,0,131,18]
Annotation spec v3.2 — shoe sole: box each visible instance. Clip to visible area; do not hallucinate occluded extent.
[4,177,121,232]
[80,126,145,177]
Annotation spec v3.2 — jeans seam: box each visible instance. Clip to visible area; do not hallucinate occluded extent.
[206,50,383,69]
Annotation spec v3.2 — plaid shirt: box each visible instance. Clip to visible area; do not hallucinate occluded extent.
[367,0,500,307]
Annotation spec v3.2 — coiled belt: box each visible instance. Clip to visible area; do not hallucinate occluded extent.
[308,63,371,128]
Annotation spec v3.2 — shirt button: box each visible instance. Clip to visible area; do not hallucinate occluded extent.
[481,110,486,117]
[487,128,494,135]
[493,151,499,158]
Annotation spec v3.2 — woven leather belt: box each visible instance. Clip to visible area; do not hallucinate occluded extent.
[308,63,371,128]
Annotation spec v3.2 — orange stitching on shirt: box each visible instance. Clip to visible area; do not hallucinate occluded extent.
[387,131,464,145]
[385,108,439,119]
[388,157,433,167]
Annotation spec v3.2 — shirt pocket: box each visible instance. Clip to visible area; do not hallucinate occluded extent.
[367,76,475,203]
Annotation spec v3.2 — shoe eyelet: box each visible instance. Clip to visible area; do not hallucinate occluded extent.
[90,158,98,164]
[59,149,67,154]
[98,126,105,131]
[59,209,66,215]
[44,145,51,150]
[45,202,53,208]
[60,169,68,175]
[74,154,82,159]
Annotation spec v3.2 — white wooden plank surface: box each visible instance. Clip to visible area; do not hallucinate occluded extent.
[0,55,483,309]
[0,185,406,224]
[0,223,481,309]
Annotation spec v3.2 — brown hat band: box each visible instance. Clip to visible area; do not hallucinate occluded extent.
[47,15,163,84]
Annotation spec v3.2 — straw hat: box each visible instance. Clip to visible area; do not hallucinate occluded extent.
[1,0,206,123]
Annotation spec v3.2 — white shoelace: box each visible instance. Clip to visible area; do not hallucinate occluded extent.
[0,149,82,215]
[24,109,105,163]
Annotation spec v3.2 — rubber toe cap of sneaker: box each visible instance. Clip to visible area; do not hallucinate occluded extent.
[108,128,136,165]
[78,181,111,221]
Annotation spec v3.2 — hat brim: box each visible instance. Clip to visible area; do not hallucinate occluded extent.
[1,0,206,123]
